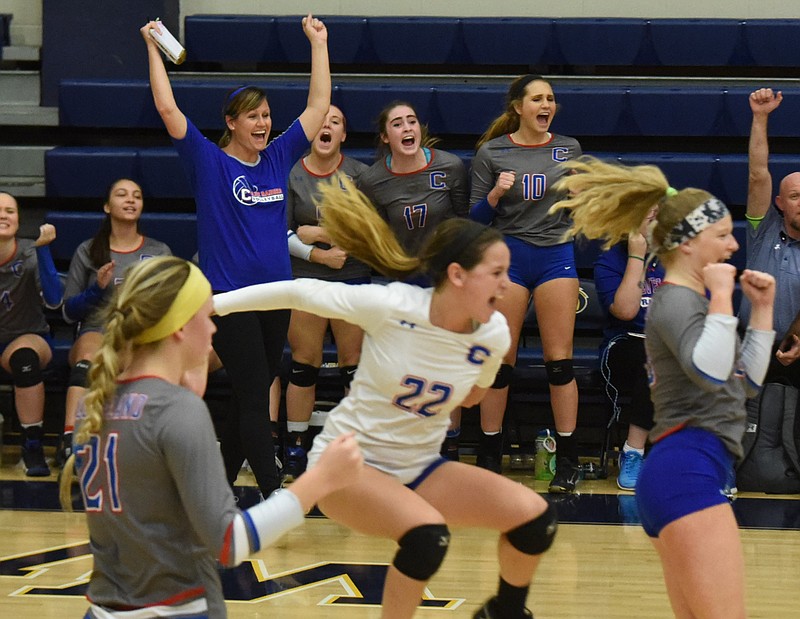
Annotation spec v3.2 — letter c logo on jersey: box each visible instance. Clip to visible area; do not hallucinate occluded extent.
[467,345,490,366]
[429,172,446,190]
[552,147,569,163]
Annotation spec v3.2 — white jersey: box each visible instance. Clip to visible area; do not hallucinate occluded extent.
[215,280,510,483]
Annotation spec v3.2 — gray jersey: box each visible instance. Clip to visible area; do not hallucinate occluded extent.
[358,148,468,255]
[77,378,238,617]
[64,236,172,329]
[0,238,50,343]
[645,285,748,459]
[287,154,371,280]
[470,133,582,246]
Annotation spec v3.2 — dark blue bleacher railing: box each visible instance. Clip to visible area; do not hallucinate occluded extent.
[182,16,800,68]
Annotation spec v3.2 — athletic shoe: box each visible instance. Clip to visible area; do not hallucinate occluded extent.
[616,450,643,491]
[284,445,308,481]
[21,428,51,477]
[441,436,460,462]
[473,596,533,618]
[548,457,581,493]
[723,465,738,501]
[273,442,284,479]
[55,432,73,468]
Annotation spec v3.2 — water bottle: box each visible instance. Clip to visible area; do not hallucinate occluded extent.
[534,429,557,481]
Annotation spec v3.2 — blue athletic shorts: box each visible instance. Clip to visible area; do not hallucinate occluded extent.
[0,331,53,356]
[636,426,734,538]
[504,236,577,290]
[406,456,448,490]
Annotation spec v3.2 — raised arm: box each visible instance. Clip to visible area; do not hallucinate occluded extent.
[140,20,188,140]
[297,14,330,141]
[747,88,783,220]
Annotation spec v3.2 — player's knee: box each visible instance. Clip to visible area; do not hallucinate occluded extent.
[545,359,574,386]
[9,348,43,388]
[339,365,358,390]
[393,524,450,581]
[505,503,558,555]
[491,363,514,389]
[288,361,319,387]
[69,359,91,388]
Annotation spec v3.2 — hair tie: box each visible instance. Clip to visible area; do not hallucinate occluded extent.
[665,187,678,198]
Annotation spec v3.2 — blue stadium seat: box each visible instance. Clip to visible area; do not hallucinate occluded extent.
[553,86,628,136]
[185,15,283,64]
[334,83,436,134]
[0,13,11,51]
[742,20,800,67]
[46,147,139,198]
[45,211,198,263]
[647,19,744,66]
[138,147,191,199]
[628,86,725,136]
[725,86,800,138]
[460,18,553,66]
[716,153,800,210]
[554,18,647,66]
[367,17,463,65]
[432,84,505,136]
[276,15,370,64]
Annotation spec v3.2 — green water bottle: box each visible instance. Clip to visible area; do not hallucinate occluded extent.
[534,429,557,480]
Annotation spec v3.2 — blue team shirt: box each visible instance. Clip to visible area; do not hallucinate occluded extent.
[173,118,310,291]
[594,243,665,344]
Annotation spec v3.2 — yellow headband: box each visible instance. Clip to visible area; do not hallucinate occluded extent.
[133,262,212,344]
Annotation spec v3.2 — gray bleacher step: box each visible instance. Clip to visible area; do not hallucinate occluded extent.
[0,103,58,126]
[0,176,45,197]
[1,45,40,62]
[0,70,40,104]
[0,145,52,176]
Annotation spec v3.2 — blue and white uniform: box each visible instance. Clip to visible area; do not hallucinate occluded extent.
[214,279,511,483]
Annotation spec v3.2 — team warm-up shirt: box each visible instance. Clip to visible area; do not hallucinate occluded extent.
[76,378,238,618]
[470,133,582,246]
[173,118,309,291]
[646,285,762,459]
[215,279,511,483]
[358,148,468,255]
[0,238,53,343]
[594,243,665,343]
[287,154,371,281]
[63,237,172,329]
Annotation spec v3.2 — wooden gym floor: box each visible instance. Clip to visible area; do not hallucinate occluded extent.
[0,445,799,618]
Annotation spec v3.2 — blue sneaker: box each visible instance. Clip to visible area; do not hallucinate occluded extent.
[284,445,308,481]
[617,450,643,491]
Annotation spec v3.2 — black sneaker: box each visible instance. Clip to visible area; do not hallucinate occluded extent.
[473,596,533,619]
[441,436,460,462]
[548,457,581,493]
[476,432,503,473]
[56,432,73,468]
[21,428,51,477]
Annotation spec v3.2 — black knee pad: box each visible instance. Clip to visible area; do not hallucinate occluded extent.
[545,359,574,386]
[491,363,514,389]
[339,365,358,390]
[288,361,319,387]
[69,359,92,388]
[505,503,558,555]
[393,524,450,581]
[9,348,42,388]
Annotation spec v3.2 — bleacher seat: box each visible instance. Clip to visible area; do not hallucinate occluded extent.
[60,78,800,140]
[45,211,198,266]
[182,16,800,70]
[0,13,11,52]
[648,19,745,66]
[554,19,647,67]
[45,147,139,198]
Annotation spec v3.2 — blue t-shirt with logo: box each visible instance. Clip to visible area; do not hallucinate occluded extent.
[173,118,309,291]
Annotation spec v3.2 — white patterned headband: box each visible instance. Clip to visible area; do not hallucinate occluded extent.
[659,197,730,251]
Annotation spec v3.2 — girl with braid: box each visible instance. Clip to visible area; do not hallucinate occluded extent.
[215,177,556,619]
[552,156,775,619]
[470,75,583,486]
[60,256,362,619]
